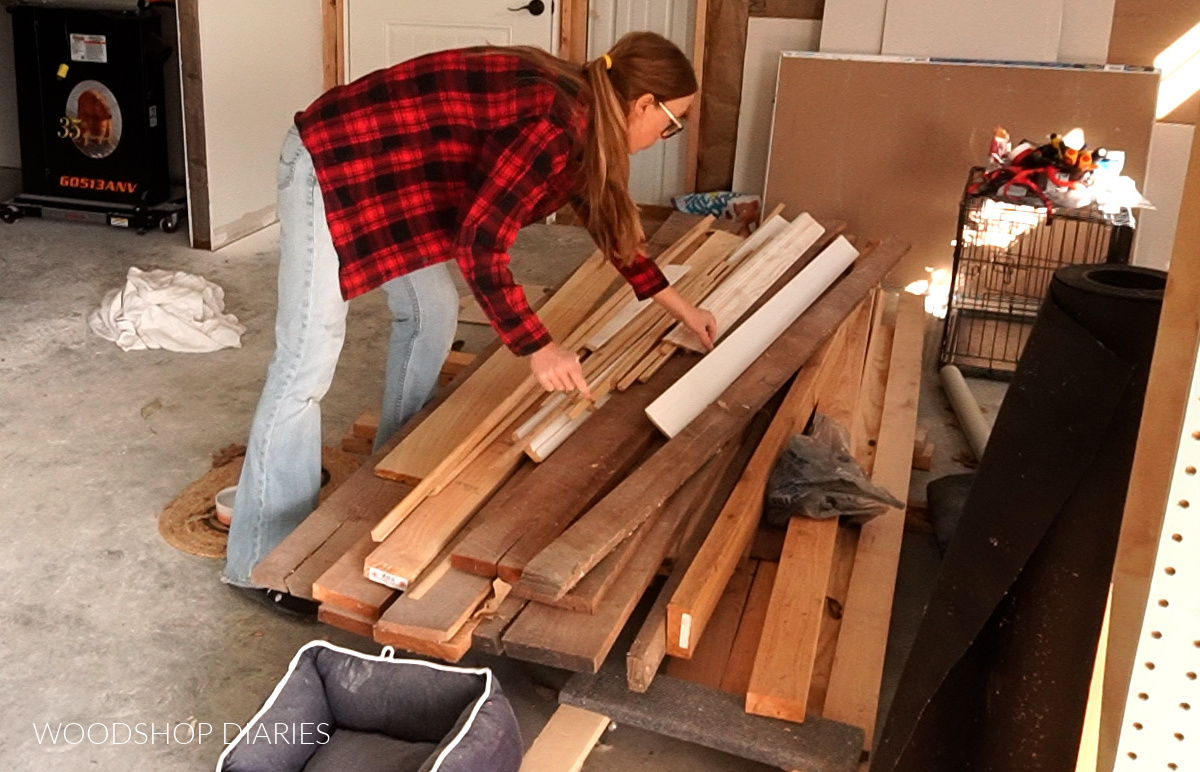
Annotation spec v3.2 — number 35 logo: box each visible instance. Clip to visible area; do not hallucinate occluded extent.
[57,116,83,139]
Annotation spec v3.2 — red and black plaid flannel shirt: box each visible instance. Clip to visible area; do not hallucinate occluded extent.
[295,48,669,355]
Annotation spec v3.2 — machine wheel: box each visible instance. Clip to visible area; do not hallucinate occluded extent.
[1,205,21,224]
[159,212,181,233]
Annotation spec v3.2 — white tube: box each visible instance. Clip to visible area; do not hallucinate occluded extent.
[939,365,992,459]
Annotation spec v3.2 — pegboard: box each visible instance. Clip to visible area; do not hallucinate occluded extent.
[1115,337,1200,770]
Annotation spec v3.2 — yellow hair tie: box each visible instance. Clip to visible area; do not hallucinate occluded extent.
[602,53,613,70]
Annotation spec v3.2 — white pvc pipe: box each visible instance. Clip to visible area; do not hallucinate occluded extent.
[939,365,992,460]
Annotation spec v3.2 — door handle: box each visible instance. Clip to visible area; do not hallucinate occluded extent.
[508,0,545,15]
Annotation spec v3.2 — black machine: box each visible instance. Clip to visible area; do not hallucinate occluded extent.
[1,0,185,232]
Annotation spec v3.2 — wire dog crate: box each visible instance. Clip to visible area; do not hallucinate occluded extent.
[938,167,1132,379]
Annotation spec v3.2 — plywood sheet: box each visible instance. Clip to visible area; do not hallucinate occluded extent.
[764,53,1158,284]
[732,19,822,196]
[881,0,1064,61]
[1108,0,1200,124]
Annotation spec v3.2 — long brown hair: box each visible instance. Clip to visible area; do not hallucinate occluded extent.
[502,33,697,265]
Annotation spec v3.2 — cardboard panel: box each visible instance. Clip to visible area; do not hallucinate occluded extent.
[881,0,1064,61]
[732,18,821,195]
[1108,0,1200,124]
[764,54,1158,282]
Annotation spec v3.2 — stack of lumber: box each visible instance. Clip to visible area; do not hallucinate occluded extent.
[252,210,918,749]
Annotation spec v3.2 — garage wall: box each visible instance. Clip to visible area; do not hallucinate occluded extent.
[0,11,20,170]
[191,0,323,249]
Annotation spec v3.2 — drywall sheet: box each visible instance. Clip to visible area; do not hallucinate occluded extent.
[881,0,1064,61]
[1109,0,1200,124]
[1132,122,1195,271]
[1058,0,1116,64]
[0,12,19,169]
[731,18,821,196]
[819,0,887,54]
[197,0,323,248]
[763,54,1158,283]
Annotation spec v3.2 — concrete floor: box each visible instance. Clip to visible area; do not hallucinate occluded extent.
[0,212,993,770]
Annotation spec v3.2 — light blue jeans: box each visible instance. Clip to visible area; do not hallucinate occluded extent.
[223,125,459,588]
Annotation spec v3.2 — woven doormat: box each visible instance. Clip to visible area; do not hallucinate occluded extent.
[158,444,362,559]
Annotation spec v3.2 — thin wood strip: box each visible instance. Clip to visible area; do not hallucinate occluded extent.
[822,293,925,745]
[518,240,909,603]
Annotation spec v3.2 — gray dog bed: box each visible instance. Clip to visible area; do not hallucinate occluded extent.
[217,642,522,772]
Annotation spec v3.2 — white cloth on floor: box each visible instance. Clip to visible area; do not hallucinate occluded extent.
[88,267,246,352]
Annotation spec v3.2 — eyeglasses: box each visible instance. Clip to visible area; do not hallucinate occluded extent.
[658,101,685,140]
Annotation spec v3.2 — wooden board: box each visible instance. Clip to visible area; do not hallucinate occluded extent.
[764,54,1158,284]
[1108,0,1200,124]
[374,249,613,486]
[821,294,925,744]
[665,331,841,659]
[745,516,840,722]
[516,240,909,603]
[364,440,528,591]
[373,615,479,664]
[720,560,778,696]
[626,409,775,694]
[451,357,689,579]
[501,453,727,673]
[667,561,756,689]
[318,603,375,639]
[311,531,396,619]
[472,596,528,657]
[518,705,609,772]
[373,564,493,643]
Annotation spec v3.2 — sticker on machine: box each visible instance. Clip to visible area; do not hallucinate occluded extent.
[69,33,108,63]
[64,81,122,159]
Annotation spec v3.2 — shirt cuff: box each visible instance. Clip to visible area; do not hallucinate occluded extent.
[616,255,671,300]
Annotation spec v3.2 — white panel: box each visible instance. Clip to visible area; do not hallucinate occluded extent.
[732,19,820,197]
[819,0,887,55]
[197,0,324,248]
[1058,0,1116,64]
[589,0,694,205]
[882,0,1065,61]
[349,0,553,81]
[1132,123,1195,272]
[1114,334,1200,771]
[0,11,19,169]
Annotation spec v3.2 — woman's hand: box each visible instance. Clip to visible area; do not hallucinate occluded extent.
[652,286,719,351]
[529,342,593,399]
[677,304,718,351]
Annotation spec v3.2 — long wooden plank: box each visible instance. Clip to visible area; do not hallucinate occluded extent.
[807,525,862,715]
[318,603,375,639]
[626,407,773,693]
[502,453,728,673]
[312,531,397,619]
[665,331,842,659]
[451,358,689,579]
[364,440,529,590]
[374,564,493,643]
[745,515,840,722]
[518,705,610,772]
[373,615,479,664]
[719,560,778,696]
[471,596,528,656]
[822,293,925,743]
[666,561,756,688]
[517,240,908,602]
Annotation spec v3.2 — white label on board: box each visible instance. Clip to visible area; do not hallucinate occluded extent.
[69,34,108,64]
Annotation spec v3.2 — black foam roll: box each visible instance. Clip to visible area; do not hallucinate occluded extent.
[873,263,1166,772]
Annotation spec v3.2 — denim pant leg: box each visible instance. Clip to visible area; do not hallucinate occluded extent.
[374,263,460,452]
[223,127,349,588]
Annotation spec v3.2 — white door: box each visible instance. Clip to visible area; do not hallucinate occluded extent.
[589,0,694,205]
[346,0,556,81]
